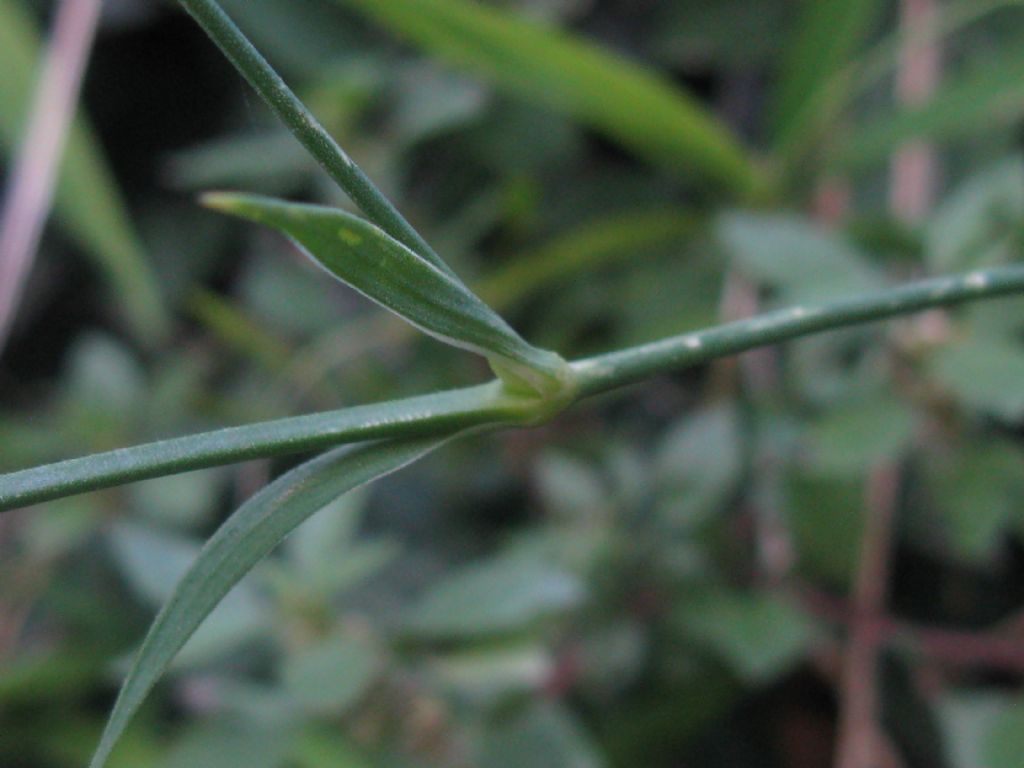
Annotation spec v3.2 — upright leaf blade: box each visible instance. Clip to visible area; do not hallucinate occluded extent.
[89,435,454,768]
[0,0,169,341]
[335,0,760,196]
[477,209,700,308]
[205,193,569,395]
[770,0,884,161]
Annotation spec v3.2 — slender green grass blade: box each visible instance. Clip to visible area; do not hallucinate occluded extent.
[477,209,700,308]
[189,289,293,373]
[782,0,1024,180]
[335,0,760,196]
[205,193,569,394]
[89,435,454,768]
[0,0,169,341]
[769,0,884,162]
[836,47,1024,171]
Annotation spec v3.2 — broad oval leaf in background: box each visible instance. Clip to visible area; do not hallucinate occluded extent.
[925,156,1024,273]
[281,631,380,714]
[89,434,456,768]
[0,0,169,342]
[717,212,882,301]
[205,193,568,393]
[335,0,760,197]
[404,552,584,639]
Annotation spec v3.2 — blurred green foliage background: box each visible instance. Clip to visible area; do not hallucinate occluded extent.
[4,0,1024,766]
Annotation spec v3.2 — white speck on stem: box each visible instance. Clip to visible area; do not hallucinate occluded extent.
[966,271,989,290]
[684,335,703,350]
[570,359,613,379]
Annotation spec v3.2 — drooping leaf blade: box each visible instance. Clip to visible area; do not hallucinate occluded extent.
[108,524,270,668]
[0,0,169,341]
[204,193,568,394]
[89,435,454,768]
[335,0,760,196]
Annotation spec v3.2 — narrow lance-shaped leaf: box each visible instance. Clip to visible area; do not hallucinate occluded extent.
[89,435,455,768]
[177,0,456,279]
[204,193,570,395]
[477,209,700,309]
[0,0,169,342]
[335,0,760,196]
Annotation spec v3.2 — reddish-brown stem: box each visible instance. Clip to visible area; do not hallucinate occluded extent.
[890,0,941,221]
[834,462,901,768]
[834,3,941,763]
[0,0,103,352]
[800,585,1024,675]
[717,272,793,584]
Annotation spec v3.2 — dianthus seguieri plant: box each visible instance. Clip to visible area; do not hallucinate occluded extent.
[3,1,1024,766]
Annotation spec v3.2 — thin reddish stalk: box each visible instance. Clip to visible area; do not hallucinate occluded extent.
[834,4,939,765]
[0,0,103,352]
[890,0,941,221]
[718,273,793,583]
[834,462,901,768]
[800,585,1024,675]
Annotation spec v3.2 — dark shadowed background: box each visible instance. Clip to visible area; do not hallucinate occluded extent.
[3,1,1024,766]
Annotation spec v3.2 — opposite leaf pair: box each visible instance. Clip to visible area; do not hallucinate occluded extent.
[92,87,574,768]
[90,177,574,762]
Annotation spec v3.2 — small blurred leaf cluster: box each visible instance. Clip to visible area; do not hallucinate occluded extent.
[5,0,1024,766]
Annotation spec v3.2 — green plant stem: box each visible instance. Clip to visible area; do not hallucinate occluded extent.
[572,267,1023,397]
[175,0,454,277]
[0,383,522,512]
[3,265,1024,513]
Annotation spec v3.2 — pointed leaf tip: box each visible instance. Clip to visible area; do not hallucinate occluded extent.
[90,435,454,768]
[206,192,569,397]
